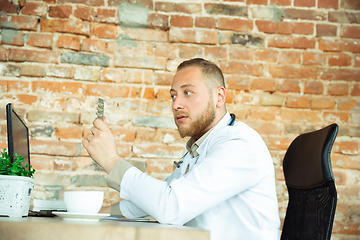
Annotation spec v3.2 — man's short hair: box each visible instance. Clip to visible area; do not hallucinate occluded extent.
[177,58,225,90]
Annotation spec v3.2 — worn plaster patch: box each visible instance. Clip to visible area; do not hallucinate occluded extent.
[118,2,149,28]
[251,5,284,22]
[1,28,20,44]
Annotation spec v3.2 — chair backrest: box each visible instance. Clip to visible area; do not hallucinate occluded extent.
[281,123,338,240]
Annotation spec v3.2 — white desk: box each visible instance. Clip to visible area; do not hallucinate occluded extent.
[0,216,210,240]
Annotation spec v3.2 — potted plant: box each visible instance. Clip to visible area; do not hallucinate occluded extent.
[0,149,36,217]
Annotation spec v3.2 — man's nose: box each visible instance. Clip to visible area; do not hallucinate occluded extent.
[172,96,184,110]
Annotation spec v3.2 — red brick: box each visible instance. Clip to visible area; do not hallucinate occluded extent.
[107,41,153,56]
[230,47,253,61]
[170,15,193,28]
[355,56,360,67]
[341,25,360,39]
[334,141,358,155]
[46,65,73,78]
[58,0,104,6]
[304,81,324,94]
[270,0,291,5]
[147,13,169,30]
[30,139,80,157]
[226,76,251,90]
[0,15,37,31]
[155,2,202,14]
[286,96,310,108]
[220,61,263,76]
[58,35,81,50]
[270,66,318,79]
[251,78,276,92]
[114,56,166,70]
[40,19,91,36]
[280,109,321,123]
[49,5,72,18]
[351,84,360,96]
[156,88,172,100]
[96,8,117,23]
[154,43,179,58]
[21,2,47,17]
[0,0,18,13]
[278,51,301,64]
[318,38,345,52]
[74,5,96,21]
[276,22,291,35]
[328,53,352,66]
[283,9,327,21]
[7,80,30,91]
[329,12,360,24]
[195,17,216,29]
[302,52,326,65]
[32,81,84,95]
[205,46,227,59]
[55,127,83,139]
[311,97,336,109]
[1,30,24,46]
[324,111,350,123]
[81,38,106,53]
[268,35,316,49]
[294,0,315,7]
[338,99,360,111]
[85,83,135,98]
[218,18,253,32]
[169,28,217,45]
[9,94,38,105]
[255,49,278,62]
[26,33,53,49]
[248,0,267,4]
[340,0,360,10]
[316,24,337,37]
[0,46,6,61]
[320,68,360,81]
[318,0,339,9]
[155,72,174,86]
[123,28,168,42]
[8,48,59,63]
[256,20,277,34]
[92,23,122,39]
[292,22,314,35]
[178,45,203,58]
[111,128,136,142]
[328,83,349,96]
[278,79,300,93]
[20,64,46,77]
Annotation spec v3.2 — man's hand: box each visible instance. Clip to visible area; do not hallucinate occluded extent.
[82,118,121,173]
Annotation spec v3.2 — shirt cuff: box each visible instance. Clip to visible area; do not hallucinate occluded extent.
[106,160,134,192]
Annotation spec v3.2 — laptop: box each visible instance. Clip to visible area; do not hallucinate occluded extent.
[6,103,30,171]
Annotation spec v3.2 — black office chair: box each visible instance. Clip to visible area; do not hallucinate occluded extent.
[281,123,339,240]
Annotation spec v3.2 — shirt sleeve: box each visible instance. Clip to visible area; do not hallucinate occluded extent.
[106,160,134,192]
[119,128,272,225]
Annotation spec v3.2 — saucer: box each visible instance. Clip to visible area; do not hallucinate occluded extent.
[52,211,110,221]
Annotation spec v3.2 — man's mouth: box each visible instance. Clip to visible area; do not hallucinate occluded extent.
[176,114,189,122]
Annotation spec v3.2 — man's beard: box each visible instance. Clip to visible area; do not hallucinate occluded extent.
[175,98,216,138]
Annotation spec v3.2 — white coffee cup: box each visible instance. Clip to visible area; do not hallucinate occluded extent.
[64,191,104,214]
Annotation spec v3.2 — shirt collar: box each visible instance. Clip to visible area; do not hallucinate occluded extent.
[185,112,231,158]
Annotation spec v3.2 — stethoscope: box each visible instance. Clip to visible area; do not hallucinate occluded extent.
[174,113,236,168]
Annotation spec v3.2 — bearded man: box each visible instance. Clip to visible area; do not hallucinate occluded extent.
[82,58,280,240]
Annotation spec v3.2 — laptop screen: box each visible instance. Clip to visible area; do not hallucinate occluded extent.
[6,103,30,171]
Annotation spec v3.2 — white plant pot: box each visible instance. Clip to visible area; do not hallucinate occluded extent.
[0,175,35,217]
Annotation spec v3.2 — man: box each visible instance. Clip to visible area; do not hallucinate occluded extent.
[82,58,280,240]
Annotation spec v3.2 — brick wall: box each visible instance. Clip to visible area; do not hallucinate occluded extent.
[0,0,359,238]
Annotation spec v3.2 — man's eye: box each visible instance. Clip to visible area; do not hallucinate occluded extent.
[185,91,192,95]
[171,95,176,100]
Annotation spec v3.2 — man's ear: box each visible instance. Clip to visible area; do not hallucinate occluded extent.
[215,86,226,108]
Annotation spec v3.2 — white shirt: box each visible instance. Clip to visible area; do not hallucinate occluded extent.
[112,113,280,240]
